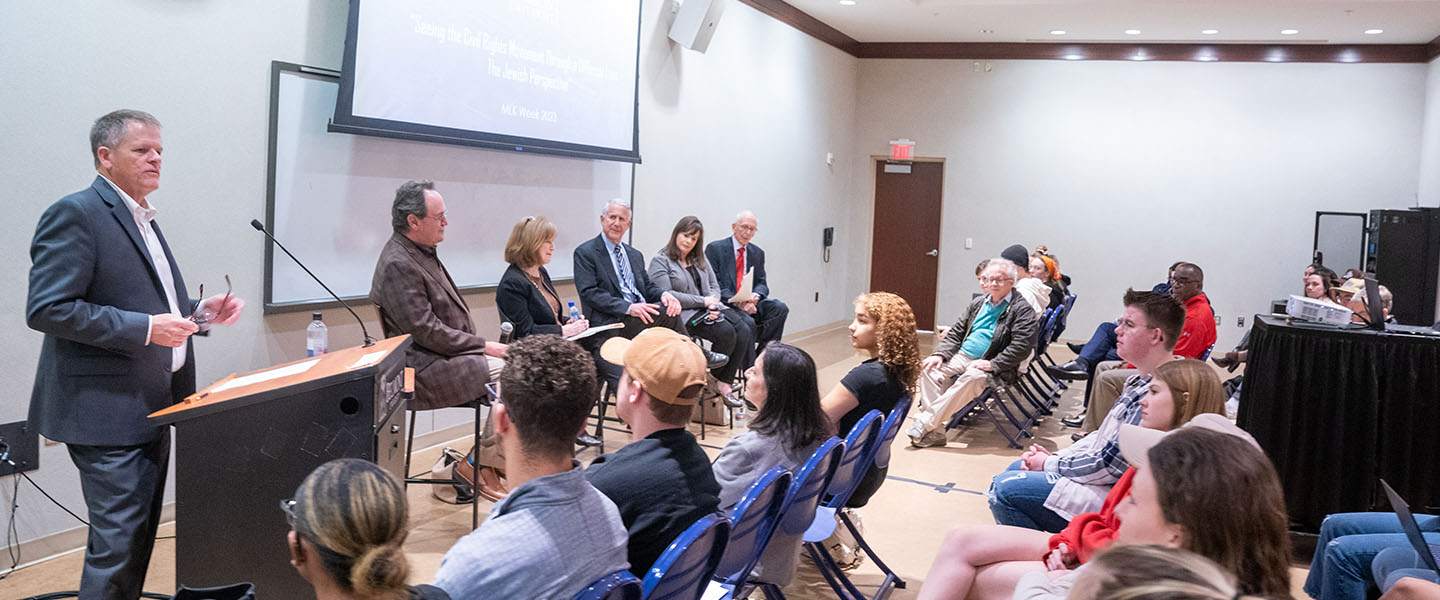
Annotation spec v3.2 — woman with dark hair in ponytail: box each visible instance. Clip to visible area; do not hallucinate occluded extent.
[283,458,450,600]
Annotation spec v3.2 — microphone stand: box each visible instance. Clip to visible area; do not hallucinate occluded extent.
[251,219,376,347]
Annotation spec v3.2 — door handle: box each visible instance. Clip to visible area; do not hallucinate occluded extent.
[925,249,939,257]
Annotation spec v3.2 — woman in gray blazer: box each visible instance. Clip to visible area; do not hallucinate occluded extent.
[648,216,756,398]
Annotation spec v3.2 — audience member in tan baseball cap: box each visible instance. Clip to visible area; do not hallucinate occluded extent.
[585,327,722,577]
[599,327,708,408]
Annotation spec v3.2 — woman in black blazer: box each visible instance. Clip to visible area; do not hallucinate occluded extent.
[496,216,588,340]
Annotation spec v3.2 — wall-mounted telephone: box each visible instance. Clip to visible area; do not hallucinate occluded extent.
[822,227,834,263]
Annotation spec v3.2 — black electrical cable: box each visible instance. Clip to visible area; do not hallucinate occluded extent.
[1,469,20,582]
[18,471,87,527]
[3,460,179,598]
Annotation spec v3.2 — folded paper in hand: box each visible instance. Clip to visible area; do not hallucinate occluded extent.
[728,271,754,305]
[566,322,625,341]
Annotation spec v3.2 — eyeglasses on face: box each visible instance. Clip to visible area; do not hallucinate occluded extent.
[279,497,297,527]
[981,276,1014,284]
[485,381,504,405]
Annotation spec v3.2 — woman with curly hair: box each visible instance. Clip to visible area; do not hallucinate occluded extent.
[821,291,920,507]
[284,458,449,600]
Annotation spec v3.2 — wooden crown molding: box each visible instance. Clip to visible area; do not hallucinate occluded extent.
[740,0,1437,64]
[736,0,861,56]
[855,42,1431,63]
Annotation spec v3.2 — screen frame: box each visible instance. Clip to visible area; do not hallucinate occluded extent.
[332,0,644,163]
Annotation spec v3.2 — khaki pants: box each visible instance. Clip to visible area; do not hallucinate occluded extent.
[1082,360,1135,433]
[907,354,991,437]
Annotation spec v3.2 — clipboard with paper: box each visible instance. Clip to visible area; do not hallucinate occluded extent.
[729,271,754,304]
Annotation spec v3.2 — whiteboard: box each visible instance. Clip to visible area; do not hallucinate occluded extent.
[264,62,632,312]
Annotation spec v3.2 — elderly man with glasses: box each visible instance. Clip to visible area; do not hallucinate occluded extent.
[908,258,1040,448]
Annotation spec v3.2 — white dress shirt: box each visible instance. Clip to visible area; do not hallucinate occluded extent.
[103,176,187,372]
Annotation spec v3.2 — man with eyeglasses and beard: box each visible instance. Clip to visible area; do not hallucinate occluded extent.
[370,180,510,501]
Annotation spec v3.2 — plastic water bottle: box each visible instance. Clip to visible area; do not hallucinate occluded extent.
[734,401,746,422]
[569,301,581,323]
[306,312,328,357]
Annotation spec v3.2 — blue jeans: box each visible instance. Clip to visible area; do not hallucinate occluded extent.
[987,460,1071,533]
[1371,546,1440,593]
[1076,322,1121,371]
[1303,512,1440,600]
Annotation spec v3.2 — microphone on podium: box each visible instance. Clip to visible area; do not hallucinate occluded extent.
[498,322,514,344]
[251,219,376,347]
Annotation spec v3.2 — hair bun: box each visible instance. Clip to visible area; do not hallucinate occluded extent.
[350,543,409,598]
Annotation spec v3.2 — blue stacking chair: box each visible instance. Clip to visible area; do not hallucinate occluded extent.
[705,466,794,600]
[574,570,643,600]
[643,513,732,600]
[751,437,845,599]
[803,400,911,599]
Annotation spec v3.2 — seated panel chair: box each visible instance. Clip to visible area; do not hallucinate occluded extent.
[375,304,481,529]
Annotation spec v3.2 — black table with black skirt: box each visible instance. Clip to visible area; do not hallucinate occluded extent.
[1236,315,1440,532]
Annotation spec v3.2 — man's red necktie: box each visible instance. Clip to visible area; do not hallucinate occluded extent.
[736,246,746,287]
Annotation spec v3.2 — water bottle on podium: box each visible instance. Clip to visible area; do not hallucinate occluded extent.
[306,312,328,356]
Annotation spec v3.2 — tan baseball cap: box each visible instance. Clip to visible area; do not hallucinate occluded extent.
[599,328,707,406]
[1119,413,1260,471]
[1332,278,1366,298]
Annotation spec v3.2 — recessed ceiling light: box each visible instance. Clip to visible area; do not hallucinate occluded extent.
[1196,55,1218,62]
[1050,30,1067,36]
[1201,29,1219,35]
[839,0,855,5]
[1124,29,1142,35]
[1062,54,1084,60]
[1364,28,1384,35]
[1280,29,1299,35]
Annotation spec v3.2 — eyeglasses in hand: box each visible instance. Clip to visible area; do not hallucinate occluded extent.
[191,274,232,331]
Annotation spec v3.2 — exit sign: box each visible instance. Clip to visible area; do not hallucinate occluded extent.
[890,138,915,161]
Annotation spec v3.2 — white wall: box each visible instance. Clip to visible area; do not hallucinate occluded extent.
[853,59,1430,350]
[632,1,861,329]
[1419,57,1440,320]
[0,1,860,553]
[1420,57,1440,208]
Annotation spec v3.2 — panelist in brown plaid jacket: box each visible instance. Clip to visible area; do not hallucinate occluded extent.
[370,180,509,500]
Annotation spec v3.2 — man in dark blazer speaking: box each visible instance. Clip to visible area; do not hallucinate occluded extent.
[573,201,684,386]
[706,211,789,361]
[26,110,244,600]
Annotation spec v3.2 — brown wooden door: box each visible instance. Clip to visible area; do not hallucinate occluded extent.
[870,159,944,330]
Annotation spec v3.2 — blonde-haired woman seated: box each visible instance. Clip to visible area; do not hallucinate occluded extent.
[284,458,449,600]
[496,216,588,340]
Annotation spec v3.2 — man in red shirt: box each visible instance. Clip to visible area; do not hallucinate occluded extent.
[1166,263,1216,359]
[1081,262,1215,432]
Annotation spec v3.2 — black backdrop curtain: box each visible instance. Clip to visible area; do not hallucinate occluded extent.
[1237,316,1440,531]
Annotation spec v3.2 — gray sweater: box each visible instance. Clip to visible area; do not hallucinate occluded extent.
[712,430,822,585]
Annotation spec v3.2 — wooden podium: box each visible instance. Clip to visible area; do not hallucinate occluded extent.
[150,335,412,599]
